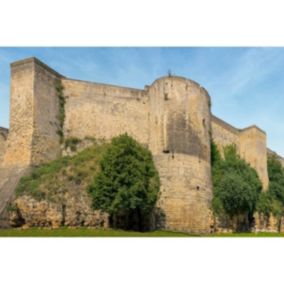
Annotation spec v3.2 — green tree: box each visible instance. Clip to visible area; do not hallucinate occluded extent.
[267,154,284,205]
[256,154,284,218]
[211,143,262,224]
[89,134,160,231]
[211,140,221,167]
[256,191,282,217]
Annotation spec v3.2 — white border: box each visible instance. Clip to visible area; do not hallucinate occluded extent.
[1,1,284,284]
[0,0,283,46]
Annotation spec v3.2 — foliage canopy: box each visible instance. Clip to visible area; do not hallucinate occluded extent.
[257,154,284,217]
[89,134,160,230]
[211,143,262,217]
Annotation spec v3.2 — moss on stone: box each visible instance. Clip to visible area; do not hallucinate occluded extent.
[55,80,65,144]
[15,142,108,202]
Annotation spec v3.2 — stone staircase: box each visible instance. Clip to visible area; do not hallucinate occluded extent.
[0,167,29,227]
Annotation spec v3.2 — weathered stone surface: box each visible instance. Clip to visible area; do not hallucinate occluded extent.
[148,77,212,233]
[0,57,283,233]
[3,58,62,167]
[0,167,29,227]
[239,127,269,191]
[63,79,149,145]
[254,213,280,233]
[212,116,269,191]
[10,194,109,229]
[0,128,8,166]
[212,214,251,233]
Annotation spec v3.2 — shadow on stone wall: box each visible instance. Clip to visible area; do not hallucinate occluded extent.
[213,213,254,233]
[167,112,207,161]
[109,209,158,232]
[154,207,166,230]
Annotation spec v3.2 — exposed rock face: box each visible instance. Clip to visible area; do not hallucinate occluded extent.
[212,214,251,233]
[10,194,109,229]
[0,167,29,227]
[253,213,283,233]
[7,141,110,229]
[211,212,284,233]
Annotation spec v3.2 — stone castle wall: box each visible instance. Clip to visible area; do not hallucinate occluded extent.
[268,148,284,168]
[31,59,63,165]
[3,60,35,167]
[148,77,212,233]
[2,58,62,167]
[211,115,240,152]
[211,115,269,190]
[62,79,149,145]
[63,75,213,233]
[0,128,8,165]
[239,126,269,190]
[0,57,282,233]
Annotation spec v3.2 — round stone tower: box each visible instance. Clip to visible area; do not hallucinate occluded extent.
[148,76,212,233]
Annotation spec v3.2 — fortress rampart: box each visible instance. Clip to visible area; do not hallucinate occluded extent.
[0,57,282,233]
[211,116,269,190]
[0,127,8,165]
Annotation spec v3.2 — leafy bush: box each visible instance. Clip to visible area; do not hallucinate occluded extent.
[212,143,262,218]
[16,143,107,202]
[210,140,221,167]
[64,137,81,151]
[55,80,66,143]
[256,154,284,217]
[256,191,282,217]
[267,154,284,206]
[89,134,160,231]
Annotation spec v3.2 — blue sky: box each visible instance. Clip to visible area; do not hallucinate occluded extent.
[0,47,283,155]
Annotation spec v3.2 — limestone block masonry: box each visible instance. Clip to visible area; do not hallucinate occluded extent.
[0,57,282,233]
[3,58,63,167]
[0,127,8,165]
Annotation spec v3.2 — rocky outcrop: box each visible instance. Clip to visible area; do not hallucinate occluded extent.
[0,167,29,227]
[10,194,109,229]
[211,213,252,233]
[7,142,110,229]
[253,212,283,233]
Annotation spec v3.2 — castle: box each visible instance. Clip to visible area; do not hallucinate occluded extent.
[0,57,283,233]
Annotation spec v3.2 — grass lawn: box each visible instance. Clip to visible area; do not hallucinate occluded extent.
[0,228,192,237]
[0,228,284,237]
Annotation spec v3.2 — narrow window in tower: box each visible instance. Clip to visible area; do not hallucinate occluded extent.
[196,186,200,191]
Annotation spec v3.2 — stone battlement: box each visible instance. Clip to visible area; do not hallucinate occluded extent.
[0,57,281,233]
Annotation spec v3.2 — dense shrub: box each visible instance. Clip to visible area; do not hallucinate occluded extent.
[256,154,284,217]
[267,155,284,206]
[211,143,262,218]
[89,134,160,231]
[256,191,282,217]
[16,141,107,202]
